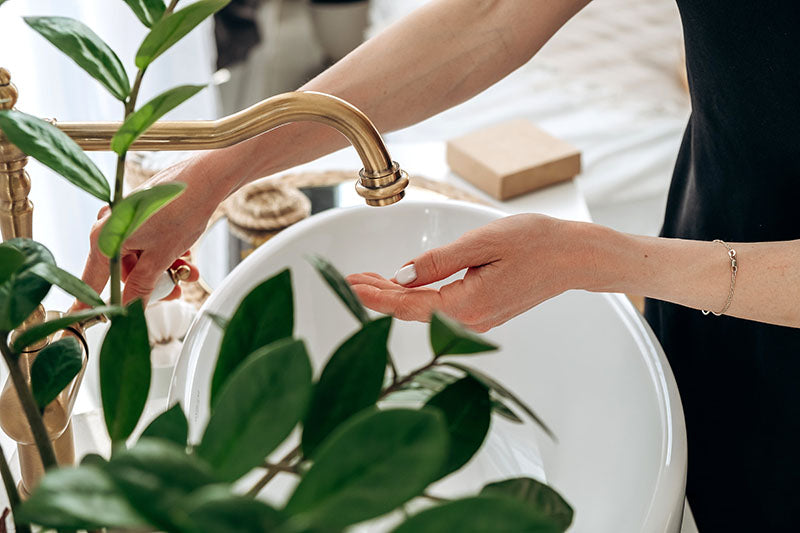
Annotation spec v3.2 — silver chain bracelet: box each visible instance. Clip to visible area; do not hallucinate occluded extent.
[701,239,738,316]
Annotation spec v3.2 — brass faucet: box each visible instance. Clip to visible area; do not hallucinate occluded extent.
[57,90,409,206]
[0,67,408,495]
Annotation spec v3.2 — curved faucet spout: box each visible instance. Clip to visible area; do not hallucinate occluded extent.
[56,91,408,206]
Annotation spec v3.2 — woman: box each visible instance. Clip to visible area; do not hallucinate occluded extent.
[80,1,800,529]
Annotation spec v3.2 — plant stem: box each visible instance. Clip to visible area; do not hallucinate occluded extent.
[108,62,145,306]
[108,153,128,306]
[0,443,30,533]
[0,342,57,472]
[260,462,299,475]
[421,491,451,504]
[246,445,301,498]
[387,352,399,385]
[167,0,180,12]
[380,360,437,398]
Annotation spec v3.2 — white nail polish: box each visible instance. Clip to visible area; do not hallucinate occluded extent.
[395,264,417,285]
[150,271,177,302]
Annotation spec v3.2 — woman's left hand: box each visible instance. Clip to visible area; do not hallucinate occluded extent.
[346,214,597,332]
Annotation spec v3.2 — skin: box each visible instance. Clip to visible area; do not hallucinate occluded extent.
[78,0,800,329]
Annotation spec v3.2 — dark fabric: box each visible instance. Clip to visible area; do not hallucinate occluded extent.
[214,0,263,69]
[645,1,800,531]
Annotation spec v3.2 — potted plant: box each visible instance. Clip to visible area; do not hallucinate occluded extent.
[0,1,573,531]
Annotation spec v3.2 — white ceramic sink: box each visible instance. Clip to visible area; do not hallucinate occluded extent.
[171,200,687,532]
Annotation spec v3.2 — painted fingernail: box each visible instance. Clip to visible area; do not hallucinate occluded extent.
[395,264,417,285]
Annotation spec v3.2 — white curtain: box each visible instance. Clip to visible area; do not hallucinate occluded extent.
[0,0,220,310]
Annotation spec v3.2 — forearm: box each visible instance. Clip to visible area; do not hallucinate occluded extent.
[580,224,800,328]
[202,0,588,192]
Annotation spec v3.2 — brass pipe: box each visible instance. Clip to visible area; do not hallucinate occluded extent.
[56,91,409,206]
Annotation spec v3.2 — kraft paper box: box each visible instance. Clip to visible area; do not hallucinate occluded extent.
[446,119,581,200]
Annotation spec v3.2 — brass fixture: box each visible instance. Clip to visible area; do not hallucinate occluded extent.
[57,90,409,206]
[1,68,88,497]
[0,313,88,498]
[0,68,408,494]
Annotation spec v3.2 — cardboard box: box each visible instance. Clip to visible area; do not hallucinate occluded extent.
[446,119,581,200]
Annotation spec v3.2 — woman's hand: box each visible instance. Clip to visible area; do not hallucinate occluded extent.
[347,214,597,332]
[77,153,225,307]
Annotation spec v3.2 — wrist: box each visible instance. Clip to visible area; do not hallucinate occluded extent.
[563,220,628,293]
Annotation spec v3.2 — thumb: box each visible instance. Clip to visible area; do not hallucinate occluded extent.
[394,233,493,287]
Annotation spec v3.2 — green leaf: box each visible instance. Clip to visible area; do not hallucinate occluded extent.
[0,238,54,331]
[406,367,458,393]
[111,84,205,155]
[386,367,521,424]
[30,337,83,410]
[440,361,555,440]
[24,16,130,101]
[0,110,110,202]
[210,269,293,405]
[308,254,369,324]
[0,244,24,284]
[141,403,189,447]
[16,465,147,529]
[481,477,574,531]
[29,262,104,307]
[285,408,448,530]
[491,397,524,424]
[205,311,229,330]
[12,305,120,353]
[302,316,391,457]
[122,0,166,28]
[100,300,151,443]
[105,438,217,531]
[136,0,231,69]
[391,496,564,533]
[97,182,186,258]
[430,312,498,357]
[183,486,286,533]
[425,376,490,479]
[198,338,312,481]
[80,453,107,467]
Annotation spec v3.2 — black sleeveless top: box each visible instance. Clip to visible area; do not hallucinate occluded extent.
[643,1,800,530]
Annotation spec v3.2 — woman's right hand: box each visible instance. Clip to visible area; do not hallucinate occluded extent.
[78,152,226,306]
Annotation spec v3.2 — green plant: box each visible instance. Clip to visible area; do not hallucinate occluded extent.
[0,1,573,531]
[12,258,573,532]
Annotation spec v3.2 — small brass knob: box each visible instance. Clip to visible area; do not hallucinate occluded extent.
[0,68,18,110]
[170,264,192,283]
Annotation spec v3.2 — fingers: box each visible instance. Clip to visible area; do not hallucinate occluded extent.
[73,218,112,311]
[394,232,494,288]
[121,251,165,306]
[121,252,140,281]
[351,284,444,322]
[162,284,183,301]
[346,273,396,290]
[348,271,473,323]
